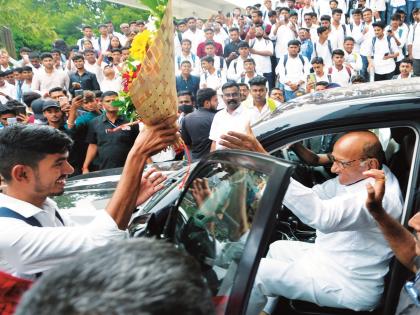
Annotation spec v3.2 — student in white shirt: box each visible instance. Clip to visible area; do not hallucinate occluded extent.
[343,37,364,72]
[329,9,346,49]
[367,22,399,81]
[0,72,16,104]
[327,49,354,87]
[237,59,264,85]
[200,56,226,108]
[182,17,206,55]
[393,58,414,79]
[385,14,409,74]
[0,121,178,279]
[97,24,111,55]
[100,66,122,93]
[269,8,297,60]
[346,9,365,52]
[248,25,275,90]
[227,41,251,82]
[359,8,376,78]
[407,8,420,76]
[276,40,311,101]
[175,39,200,76]
[310,57,330,88]
[200,41,228,76]
[247,76,279,124]
[77,26,99,52]
[298,0,317,26]
[312,26,335,66]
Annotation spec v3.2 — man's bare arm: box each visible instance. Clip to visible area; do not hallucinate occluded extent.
[290,142,331,166]
[364,169,417,272]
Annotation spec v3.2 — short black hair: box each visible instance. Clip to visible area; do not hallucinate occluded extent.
[83,49,96,55]
[180,60,192,66]
[372,21,386,29]
[332,49,345,57]
[317,26,329,35]
[40,53,53,60]
[181,39,192,45]
[352,9,362,15]
[238,83,249,89]
[72,54,84,61]
[400,58,413,65]
[21,66,33,73]
[101,91,118,100]
[111,48,122,54]
[19,47,32,53]
[82,25,92,30]
[221,81,240,92]
[316,81,329,87]
[203,28,214,33]
[351,75,367,83]
[244,58,256,65]
[320,15,331,22]
[268,10,277,17]
[15,239,215,315]
[248,76,268,88]
[29,52,40,60]
[332,8,343,15]
[288,39,301,47]
[252,10,263,17]
[13,67,23,73]
[391,14,401,21]
[311,57,324,64]
[344,36,355,43]
[49,87,67,95]
[177,90,193,98]
[229,27,239,33]
[201,56,214,64]
[0,125,73,182]
[279,7,290,14]
[196,88,217,107]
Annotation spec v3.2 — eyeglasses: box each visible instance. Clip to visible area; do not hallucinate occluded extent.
[404,273,420,307]
[223,92,240,98]
[328,154,369,169]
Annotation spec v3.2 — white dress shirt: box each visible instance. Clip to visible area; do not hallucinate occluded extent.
[328,65,354,87]
[250,38,274,74]
[269,24,296,58]
[209,104,252,150]
[100,76,122,92]
[227,57,248,81]
[407,22,420,59]
[0,194,127,279]
[175,52,201,76]
[385,26,409,62]
[31,68,70,96]
[367,36,399,74]
[312,39,335,67]
[344,50,363,72]
[275,54,311,91]
[0,82,16,103]
[182,29,206,55]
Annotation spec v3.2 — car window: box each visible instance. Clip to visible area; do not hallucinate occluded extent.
[173,163,268,311]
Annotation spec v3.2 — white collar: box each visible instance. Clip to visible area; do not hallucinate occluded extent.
[0,193,58,218]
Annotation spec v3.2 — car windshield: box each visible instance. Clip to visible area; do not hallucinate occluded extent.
[173,162,268,311]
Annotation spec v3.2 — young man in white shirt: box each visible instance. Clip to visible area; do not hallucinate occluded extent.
[276,40,311,101]
[311,56,330,83]
[77,26,99,52]
[393,58,414,78]
[346,9,365,53]
[407,8,420,76]
[182,17,206,55]
[327,49,354,87]
[269,8,297,61]
[329,9,346,49]
[31,53,69,97]
[248,25,274,90]
[201,41,228,76]
[385,14,409,74]
[237,58,263,85]
[247,76,279,124]
[0,71,16,104]
[312,26,335,67]
[0,121,178,279]
[199,56,226,108]
[227,41,251,81]
[298,0,317,26]
[367,22,399,81]
[359,8,376,79]
[343,37,364,72]
[97,24,111,56]
[83,49,103,84]
[175,39,200,76]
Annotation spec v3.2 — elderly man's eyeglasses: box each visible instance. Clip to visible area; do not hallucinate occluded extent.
[328,154,369,169]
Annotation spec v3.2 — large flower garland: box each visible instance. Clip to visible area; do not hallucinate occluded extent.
[112,0,168,120]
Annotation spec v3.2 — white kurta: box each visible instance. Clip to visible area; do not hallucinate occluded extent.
[247,165,403,315]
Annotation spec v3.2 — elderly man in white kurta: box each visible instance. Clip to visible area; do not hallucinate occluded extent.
[247,131,403,315]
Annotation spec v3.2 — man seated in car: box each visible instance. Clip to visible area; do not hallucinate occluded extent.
[218,129,403,314]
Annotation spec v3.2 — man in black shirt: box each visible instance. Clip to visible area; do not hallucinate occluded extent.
[181,88,218,161]
[224,27,243,67]
[69,54,100,97]
[83,91,139,172]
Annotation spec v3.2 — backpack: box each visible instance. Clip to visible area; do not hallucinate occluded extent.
[372,35,395,60]
[0,207,64,226]
[177,54,197,69]
[327,66,352,83]
[283,54,305,76]
[314,40,333,58]
[204,69,222,81]
[342,24,354,36]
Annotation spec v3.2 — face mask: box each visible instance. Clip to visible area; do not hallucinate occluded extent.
[179,105,194,114]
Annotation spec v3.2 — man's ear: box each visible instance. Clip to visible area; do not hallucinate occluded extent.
[368,158,380,170]
[10,165,31,183]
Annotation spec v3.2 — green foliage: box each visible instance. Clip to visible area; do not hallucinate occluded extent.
[0,0,148,54]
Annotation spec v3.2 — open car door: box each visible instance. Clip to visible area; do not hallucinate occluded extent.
[163,150,295,315]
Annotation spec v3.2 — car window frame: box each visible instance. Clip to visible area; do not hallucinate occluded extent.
[163,149,296,315]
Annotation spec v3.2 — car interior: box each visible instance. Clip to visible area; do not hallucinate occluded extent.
[264,126,417,315]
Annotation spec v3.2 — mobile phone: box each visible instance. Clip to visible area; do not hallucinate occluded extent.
[75,89,84,97]
[7,117,17,125]
[58,96,69,105]
[15,105,26,116]
[384,53,389,57]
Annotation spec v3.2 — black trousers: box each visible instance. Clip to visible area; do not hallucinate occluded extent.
[374,71,394,81]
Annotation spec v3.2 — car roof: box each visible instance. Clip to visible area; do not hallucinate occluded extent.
[253,78,420,141]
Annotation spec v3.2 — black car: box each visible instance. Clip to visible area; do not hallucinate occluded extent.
[56,78,420,315]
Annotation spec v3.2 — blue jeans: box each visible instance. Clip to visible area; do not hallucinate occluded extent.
[263,72,275,92]
[388,5,407,24]
[284,89,296,102]
[407,1,420,22]
[360,55,369,80]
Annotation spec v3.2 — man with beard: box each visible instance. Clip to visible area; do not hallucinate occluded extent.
[181,88,218,161]
[0,117,178,279]
[42,100,66,131]
[209,81,252,151]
